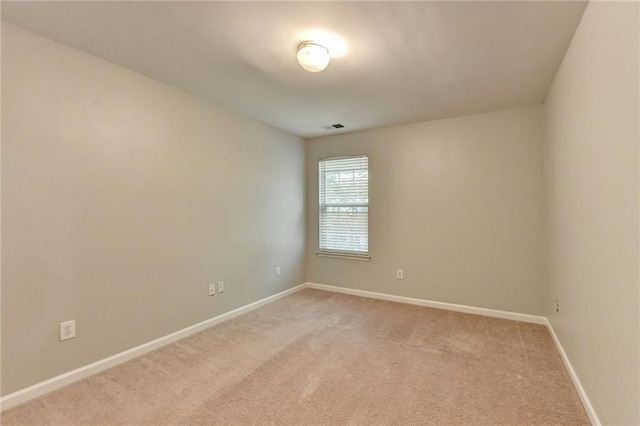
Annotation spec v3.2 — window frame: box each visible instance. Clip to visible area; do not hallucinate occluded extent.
[316,155,371,261]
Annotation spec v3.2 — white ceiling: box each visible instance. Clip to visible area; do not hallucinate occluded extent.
[2,1,587,138]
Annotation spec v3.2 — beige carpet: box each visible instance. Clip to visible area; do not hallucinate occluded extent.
[2,289,589,425]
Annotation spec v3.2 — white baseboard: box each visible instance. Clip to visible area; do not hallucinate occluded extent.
[0,283,307,411]
[545,319,601,425]
[2,281,599,426]
[306,282,547,324]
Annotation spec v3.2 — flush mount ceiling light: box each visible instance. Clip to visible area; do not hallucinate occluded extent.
[296,41,331,72]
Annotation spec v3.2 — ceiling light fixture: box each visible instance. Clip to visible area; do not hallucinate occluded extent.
[296,41,330,72]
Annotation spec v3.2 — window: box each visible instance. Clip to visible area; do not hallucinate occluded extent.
[318,155,370,260]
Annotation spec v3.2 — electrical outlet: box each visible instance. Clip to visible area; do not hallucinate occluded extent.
[555,298,560,313]
[217,281,225,293]
[276,267,281,277]
[60,320,76,341]
[208,283,216,296]
[397,269,403,279]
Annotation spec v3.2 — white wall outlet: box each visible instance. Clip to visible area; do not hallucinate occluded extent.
[217,281,225,293]
[276,267,281,277]
[555,298,560,313]
[208,283,216,296]
[397,269,404,279]
[60,320,76,341]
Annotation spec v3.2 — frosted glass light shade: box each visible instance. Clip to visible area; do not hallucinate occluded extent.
[297,42,330,72]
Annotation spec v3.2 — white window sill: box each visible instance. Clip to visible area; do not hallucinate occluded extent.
[316,251,371,261]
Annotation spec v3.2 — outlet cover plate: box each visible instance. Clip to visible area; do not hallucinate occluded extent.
[217,281,225,293]
[208,284,216,296]
[60,320,76,341]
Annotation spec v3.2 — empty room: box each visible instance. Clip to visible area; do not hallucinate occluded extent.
[1,1,638,425]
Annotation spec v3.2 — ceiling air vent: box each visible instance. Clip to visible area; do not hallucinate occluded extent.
[323,123,345,130]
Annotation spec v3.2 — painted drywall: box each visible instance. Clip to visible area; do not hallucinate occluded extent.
[1,23,306,395]
[542,2,639,424]
[306,106,544,315]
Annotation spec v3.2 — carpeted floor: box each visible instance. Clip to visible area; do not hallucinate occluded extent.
[2,288,590,425]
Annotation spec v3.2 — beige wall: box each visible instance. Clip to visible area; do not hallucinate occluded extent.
[542,2,639,424]
[1,24,306,395]
[306,106,544,315]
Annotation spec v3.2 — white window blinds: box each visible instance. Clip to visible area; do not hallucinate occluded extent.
[318,155,369,256]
